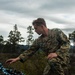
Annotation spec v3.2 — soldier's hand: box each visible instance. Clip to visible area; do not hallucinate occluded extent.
[5,57,20,64]
[47,53,57,59]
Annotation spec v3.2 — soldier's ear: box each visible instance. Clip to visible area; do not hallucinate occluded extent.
[41,25,44,28]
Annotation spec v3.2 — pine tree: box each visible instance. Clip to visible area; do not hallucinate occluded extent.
[26,26,34,46]
[0,35,4,45]
[7,24,25,52]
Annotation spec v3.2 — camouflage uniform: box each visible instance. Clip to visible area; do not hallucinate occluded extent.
[19,28,70,75]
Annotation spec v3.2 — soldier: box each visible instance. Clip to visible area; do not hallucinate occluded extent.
[6,18,70,75]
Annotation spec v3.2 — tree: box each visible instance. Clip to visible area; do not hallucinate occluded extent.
[0,35,5,52]
[7,24,25,52]
[69,31,75,41]
[26,26,34,45]
[0,35,4,45]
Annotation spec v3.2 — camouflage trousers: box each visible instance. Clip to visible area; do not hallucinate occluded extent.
[43,58,70,75]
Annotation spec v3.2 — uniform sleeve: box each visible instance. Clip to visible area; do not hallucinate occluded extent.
[56,29,70,60]
[18,39,39,62]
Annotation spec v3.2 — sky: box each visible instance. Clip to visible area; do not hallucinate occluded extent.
[0,0,75,45]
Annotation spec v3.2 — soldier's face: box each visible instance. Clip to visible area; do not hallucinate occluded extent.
[33,25,43,35]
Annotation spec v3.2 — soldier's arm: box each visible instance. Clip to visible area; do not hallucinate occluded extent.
[56,29,70,59]
[18,39,39,62]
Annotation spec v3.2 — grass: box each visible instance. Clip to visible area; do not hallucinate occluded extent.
[0,52,47,75]
[0,52,75,75]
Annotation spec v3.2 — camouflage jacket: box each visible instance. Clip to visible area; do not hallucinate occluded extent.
[19,28,70,62]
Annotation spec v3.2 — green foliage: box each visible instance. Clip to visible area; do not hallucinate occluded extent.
[0,35,4,45]
[69,30,75,40]
[27,26,34,45]
[8,24,25,45]
[0,52,75,75]
[6,24,25,52]
[0,51,47,75]
[0,24,26,53]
